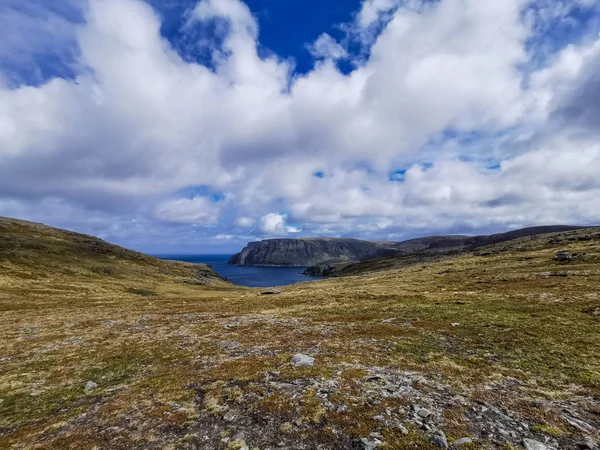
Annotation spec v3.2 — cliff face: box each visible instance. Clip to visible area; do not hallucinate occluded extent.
[228,238,397,267]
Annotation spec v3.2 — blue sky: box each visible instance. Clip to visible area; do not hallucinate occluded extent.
[1,0,600,254]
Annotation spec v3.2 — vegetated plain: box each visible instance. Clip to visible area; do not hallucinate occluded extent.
[0,217,598,449]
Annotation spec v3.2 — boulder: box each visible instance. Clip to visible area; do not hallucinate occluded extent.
[523,439,551,450]
[555,251,572,262]
[430,431,448,449]
[291,353,315,367]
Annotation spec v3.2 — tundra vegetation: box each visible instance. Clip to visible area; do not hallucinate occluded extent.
[0,217,598,449]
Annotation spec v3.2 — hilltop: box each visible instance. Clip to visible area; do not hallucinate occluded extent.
[228,238,401,267]
[0,218,599,450]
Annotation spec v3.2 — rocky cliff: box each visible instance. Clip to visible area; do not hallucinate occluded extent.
[228,238,398,267]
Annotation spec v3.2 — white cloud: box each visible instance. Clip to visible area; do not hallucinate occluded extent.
[156,197,220,225]
[260,213,301,236]
[235,216,255,227]
[0,0,600,251]
[307,34,347,60]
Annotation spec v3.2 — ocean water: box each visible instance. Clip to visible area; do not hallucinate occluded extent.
[157,254,322,288]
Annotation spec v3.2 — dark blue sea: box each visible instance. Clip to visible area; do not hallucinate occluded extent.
[157,254,322,288]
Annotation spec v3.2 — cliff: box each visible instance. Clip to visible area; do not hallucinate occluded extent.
[228,238,398,267]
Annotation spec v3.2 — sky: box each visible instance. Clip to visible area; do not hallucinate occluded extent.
[1,0,600,254]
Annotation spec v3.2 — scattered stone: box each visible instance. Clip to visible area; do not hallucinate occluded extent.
[418,408,433,418]
[399,322,412,327]
[555,251,572,262]
[261,290,282,295]
[430,431,448,449]
[523,438,551,450]
[381,318,396,323]
[451,323,460,327]
[577,437,597,449]
[454,437,473,446]
[564,415,595,433]
[291,353,315,367]
[223,324,236,329]
[360,437,381,449]
[223,411,236,422]
[83,381,98,393]
[398,424,409,435]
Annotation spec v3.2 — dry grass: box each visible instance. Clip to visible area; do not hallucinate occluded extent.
[0,219,599,448]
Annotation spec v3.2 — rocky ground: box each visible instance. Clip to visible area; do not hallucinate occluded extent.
[0,224,599,449]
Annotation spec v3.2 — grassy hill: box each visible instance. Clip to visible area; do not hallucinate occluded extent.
[0,219,599,449]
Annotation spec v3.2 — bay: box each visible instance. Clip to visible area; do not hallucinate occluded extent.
[157,254,322,288]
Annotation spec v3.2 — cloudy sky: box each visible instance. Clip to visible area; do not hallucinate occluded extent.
[1,0,600,254]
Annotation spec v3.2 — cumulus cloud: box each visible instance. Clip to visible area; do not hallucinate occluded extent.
[259,213,301,236]
[307,34,347,60]
[0,0,600,252]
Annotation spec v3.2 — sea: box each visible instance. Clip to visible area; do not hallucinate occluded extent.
[157,254,322,288]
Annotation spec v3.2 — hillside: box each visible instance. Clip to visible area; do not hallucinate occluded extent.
[228,238,400,267]
[0,216,227,306]
[0,219,599,450]
[309,226,588,277]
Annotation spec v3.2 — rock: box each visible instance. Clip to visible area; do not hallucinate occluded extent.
[454,437,473,446]
[398,424,409,435]
[555,251,572,262]
[577,437,597,449]
[261,290,281,295]
[563,415,595,433]
[451,323,460,327]
[360,437,381,449]
[223,411,236,422]
[84,381,98,392]
[523,439,551,450]
[291,353,315,367]
[223,324,236,329]
[418,407,433,418]
[430,431,448,449]
[381,318,396,323]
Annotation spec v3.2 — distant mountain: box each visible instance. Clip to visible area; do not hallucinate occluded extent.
[328,225,591,277]
[228,238,399,267]
[230,226,590,270]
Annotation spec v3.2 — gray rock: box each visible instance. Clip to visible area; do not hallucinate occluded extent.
[577,437,597,450]
[418,407,433,418]
[291,353,315,367]
[223,411,236,422]
[555,250,572,262]
[262,290,282,295]
[523,439,551,450]
[454,437,473,446]
[398,424,409,435]
[360,437,381,449]
[451,323,460,327]
[84,381,98,392]
[430,431,448,449]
